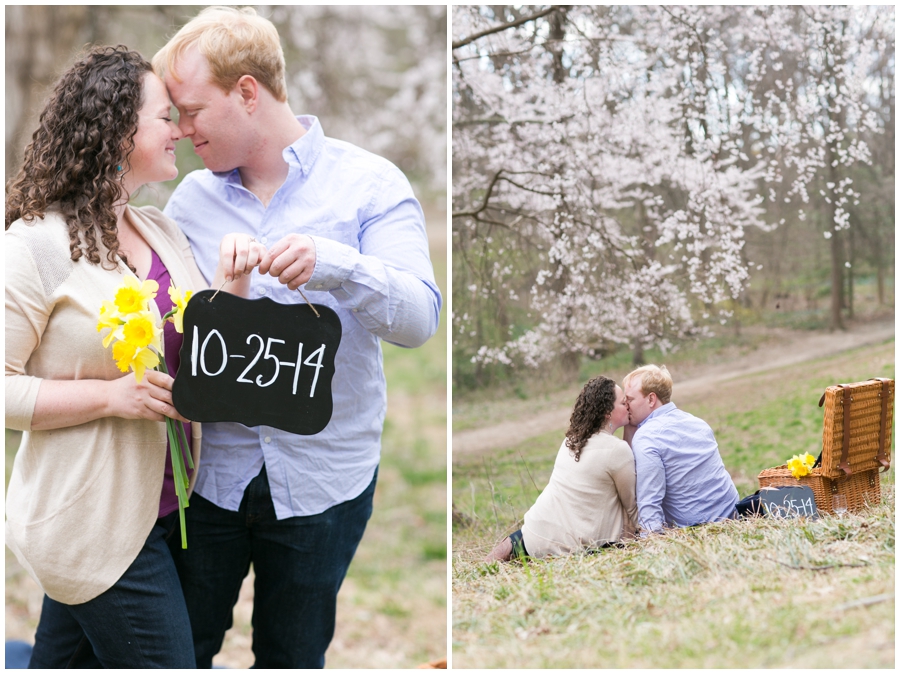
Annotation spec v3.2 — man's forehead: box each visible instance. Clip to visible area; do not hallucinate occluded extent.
[166,48,212,95]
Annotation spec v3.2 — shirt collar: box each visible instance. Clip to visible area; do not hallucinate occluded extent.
[283,115,324,175]
[210,115,325,184]
[637,401,677,428]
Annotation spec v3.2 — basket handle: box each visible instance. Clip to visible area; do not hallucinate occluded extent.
[868,378,892,472]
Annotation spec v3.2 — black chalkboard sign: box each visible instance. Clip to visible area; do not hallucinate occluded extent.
[758,486,819,519]
[172,289,342,435]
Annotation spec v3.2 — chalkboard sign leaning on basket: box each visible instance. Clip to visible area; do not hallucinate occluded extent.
[758,378,893,514]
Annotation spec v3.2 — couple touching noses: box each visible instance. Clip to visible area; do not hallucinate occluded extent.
[486,365,739,562]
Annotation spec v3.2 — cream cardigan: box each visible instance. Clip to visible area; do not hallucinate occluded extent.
[5,205,207,605]
[521,432,638,557]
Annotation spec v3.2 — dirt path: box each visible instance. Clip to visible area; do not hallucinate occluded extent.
[453,320,895,458]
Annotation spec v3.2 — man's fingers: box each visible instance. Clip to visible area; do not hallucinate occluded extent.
[258,238,290,274]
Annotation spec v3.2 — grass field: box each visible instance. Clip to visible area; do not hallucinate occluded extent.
[452,340,894,668]
[5,210,448,669]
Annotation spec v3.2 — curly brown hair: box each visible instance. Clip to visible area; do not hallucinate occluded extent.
[565,375,618,462]
[5,45,152,271]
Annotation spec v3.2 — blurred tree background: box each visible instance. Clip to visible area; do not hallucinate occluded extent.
[6,4,446,206]
[6,5,447,668]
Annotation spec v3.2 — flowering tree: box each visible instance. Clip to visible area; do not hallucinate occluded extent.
[452,5,891,384]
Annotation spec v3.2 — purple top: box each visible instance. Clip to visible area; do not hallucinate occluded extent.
[148,249,193,518]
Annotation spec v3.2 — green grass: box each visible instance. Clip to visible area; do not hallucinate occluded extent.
[454,497,894,668]
[320,218,448,668]
[453,341,895,668]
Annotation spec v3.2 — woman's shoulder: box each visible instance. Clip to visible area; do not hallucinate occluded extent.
[6,208,73,258]
[128,204,185,242]
[583,432,633,458]
[128,203,172,228]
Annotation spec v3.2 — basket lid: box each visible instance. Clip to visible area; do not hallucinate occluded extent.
[819,379,893,478]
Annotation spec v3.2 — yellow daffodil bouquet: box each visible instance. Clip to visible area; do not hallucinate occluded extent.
[97,276,194,548]
[786,452,816,479]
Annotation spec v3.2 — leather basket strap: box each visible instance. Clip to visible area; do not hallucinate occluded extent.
[869,378,892,472]
[840,384,852,475]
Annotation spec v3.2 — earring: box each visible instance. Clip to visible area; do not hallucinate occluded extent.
[116,165,123,172]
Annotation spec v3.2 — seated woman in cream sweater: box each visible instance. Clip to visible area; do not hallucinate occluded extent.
[485,375,638,561]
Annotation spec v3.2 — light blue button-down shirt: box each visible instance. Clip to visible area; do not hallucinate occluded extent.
[164,116,441,519]
[632,402,739,533]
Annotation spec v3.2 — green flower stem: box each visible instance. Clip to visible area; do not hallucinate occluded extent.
[156,356,191,549]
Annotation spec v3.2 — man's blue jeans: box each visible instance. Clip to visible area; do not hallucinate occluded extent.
[173,464,377,668]
[28,513,194,668]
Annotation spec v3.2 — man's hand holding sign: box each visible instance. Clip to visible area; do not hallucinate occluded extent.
[173,234,340,435]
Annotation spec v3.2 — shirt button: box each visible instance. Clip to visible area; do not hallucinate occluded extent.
[257,286,266,295]
[259,236,268,244]
[352,308,359,313]
[315,284,323,289]
[264,436,271,443]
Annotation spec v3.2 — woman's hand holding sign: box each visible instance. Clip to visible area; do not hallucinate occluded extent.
[213,233,269,296]
[220,233,268,282]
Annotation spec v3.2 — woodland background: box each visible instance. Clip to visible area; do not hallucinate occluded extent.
[5,5,447,669]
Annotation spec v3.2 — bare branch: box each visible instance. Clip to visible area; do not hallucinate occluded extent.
[452,169,505,218]
[452,6,560,50]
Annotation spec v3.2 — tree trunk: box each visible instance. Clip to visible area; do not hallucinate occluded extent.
[847,225,854,319]
[829,228,845,331]
[632,342,645,366]
[548,8,568,84]
[5,6,90,179]
[559,350,581,381]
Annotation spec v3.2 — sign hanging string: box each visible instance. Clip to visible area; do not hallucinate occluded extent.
[208,279,321,318]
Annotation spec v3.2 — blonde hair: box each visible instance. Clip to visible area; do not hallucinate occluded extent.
[152,6,287,102]
[623,364,673,404]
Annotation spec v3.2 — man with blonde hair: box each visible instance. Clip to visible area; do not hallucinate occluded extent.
[623,365,738,534]
[152,6,441,668]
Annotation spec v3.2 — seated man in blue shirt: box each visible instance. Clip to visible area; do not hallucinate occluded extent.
[623,365,738,534]
[151,7,441,669]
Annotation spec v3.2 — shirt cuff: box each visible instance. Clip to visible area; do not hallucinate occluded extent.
[5,375,42,432]
[306,235,351,292]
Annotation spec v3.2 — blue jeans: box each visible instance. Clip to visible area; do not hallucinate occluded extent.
[28,513,194,668]
[173,464,377,668]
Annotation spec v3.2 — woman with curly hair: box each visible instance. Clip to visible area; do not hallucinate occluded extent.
[4,45,228,667]
[485,376,638,561]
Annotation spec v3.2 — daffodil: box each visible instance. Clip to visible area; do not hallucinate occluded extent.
[114,276,159,315]
[99,277,192,547]
[122,312,162,350]
[787,452,815,479]
[111,340,159,382]
[97,300,125,347]
[167,285,193,334]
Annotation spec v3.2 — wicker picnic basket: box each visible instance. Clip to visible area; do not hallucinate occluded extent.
[757,465,881,514]
[758,378,893,514]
